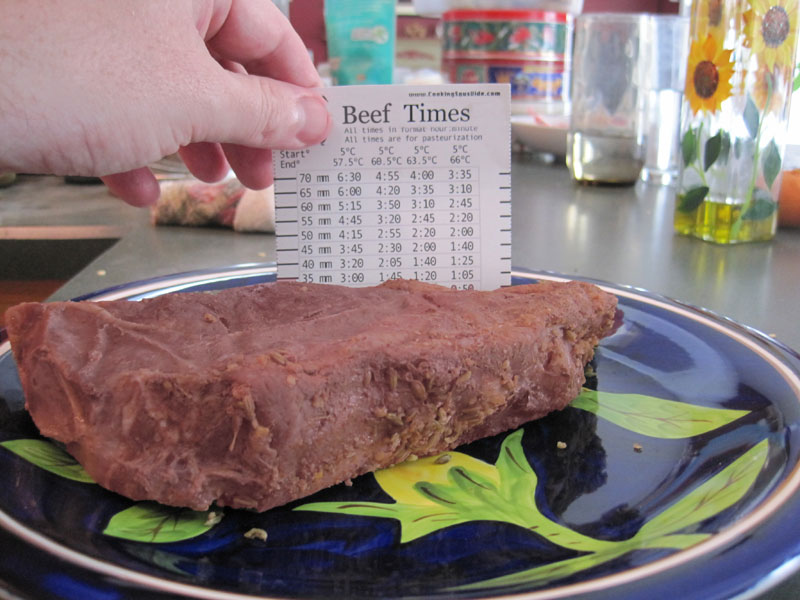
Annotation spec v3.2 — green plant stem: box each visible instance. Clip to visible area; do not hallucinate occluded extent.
[732,90,770,237]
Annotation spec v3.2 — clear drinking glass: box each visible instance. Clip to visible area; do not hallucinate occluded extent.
[639,15,690,186]
[567,13,648,185]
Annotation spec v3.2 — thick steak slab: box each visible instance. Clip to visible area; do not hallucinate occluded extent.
[5,279,617,511]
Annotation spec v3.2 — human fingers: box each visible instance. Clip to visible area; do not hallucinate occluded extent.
[190,3,330,154]
[222,144,274,190]
[101,168,161,207]
[195,71,330,150]
[179,142,231,182]
[203,0,320,87]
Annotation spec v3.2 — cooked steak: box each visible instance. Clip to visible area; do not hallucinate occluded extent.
[4,279,617,512]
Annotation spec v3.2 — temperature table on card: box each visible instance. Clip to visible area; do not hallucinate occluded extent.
[273,84,511,290]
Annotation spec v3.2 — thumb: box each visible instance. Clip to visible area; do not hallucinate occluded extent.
[198,71,331,150]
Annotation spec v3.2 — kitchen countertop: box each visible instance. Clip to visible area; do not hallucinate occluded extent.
[0,175,274,285]
[1,157,799,598]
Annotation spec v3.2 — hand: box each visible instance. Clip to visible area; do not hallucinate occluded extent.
[0,0,330,206]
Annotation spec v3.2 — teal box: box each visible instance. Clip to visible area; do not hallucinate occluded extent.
[325,0,396,85]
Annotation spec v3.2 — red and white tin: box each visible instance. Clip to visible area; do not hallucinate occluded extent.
[441,9,573,111]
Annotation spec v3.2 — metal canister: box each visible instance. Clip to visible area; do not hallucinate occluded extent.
[441,9,573,114]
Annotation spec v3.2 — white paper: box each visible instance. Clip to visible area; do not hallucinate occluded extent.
[274,84,511,290]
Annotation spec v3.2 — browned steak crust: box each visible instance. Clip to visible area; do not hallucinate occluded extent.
[5,279,617,511]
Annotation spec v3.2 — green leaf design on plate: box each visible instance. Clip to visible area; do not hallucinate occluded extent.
[299,430,616,551]
[453,440,767,593]
[761,140,782,190]
[681,127,697,166]
[677,186,709,213]
[455,530,713,592]
[457,547,633,590]
[295,379,766,593]
[704,131,722,171]
[570,389,748,438]
[103,502,220,543]
[298,434,515,544]
[635,439,768,541]
[742,189,777,220]
[299,390,753,549]
[0,439,94,483]
[744,97,760,138]
[124,545,192,576]
[298,484,474,544]
[298,411,768,595]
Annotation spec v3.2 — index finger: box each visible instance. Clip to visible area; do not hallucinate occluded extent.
[203,0,320,88]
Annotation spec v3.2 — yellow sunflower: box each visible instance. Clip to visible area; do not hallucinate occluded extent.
[750,0,798,71]
[752,62,792,112]
[685,33,735,115]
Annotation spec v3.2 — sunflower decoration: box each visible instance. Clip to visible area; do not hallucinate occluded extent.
[750,0,798,71]
[685,32,735,115]
[752,63,789,111]
[677,0,799,243]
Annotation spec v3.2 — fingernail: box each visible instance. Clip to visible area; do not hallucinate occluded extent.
[296,95,331,145]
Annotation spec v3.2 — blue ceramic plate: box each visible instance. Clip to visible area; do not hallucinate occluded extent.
[1,266,800,600]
